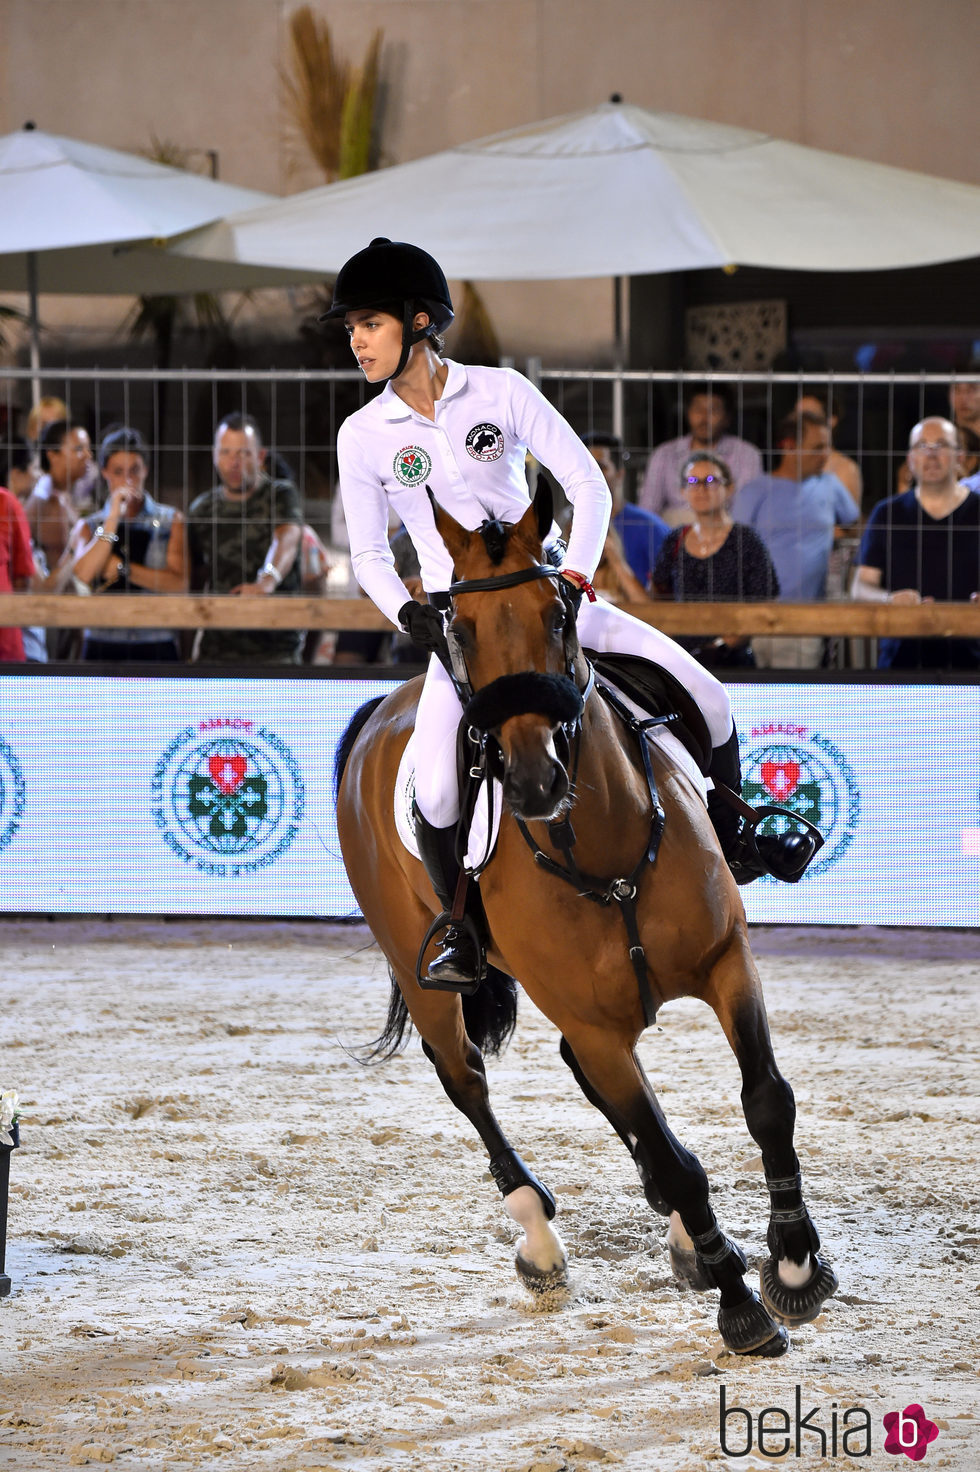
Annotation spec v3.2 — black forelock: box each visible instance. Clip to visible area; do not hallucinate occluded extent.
[478,517,511,564]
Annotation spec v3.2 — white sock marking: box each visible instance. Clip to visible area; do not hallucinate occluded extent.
[505,1185,566,1273]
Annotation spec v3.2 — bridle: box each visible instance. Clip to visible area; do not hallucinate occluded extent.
[439,560,592,769]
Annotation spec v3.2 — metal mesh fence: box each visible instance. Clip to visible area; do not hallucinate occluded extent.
[1,365,977,670]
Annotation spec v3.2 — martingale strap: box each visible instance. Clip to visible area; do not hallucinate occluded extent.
[513,676,674,1029]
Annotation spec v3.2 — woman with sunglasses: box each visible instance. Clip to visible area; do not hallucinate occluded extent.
[652,452,779,669]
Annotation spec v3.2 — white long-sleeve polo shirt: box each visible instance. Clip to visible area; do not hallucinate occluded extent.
[337,360,611,625]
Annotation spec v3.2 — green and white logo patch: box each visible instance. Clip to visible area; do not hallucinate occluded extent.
[152,720,304,877]
[393,445,432,486]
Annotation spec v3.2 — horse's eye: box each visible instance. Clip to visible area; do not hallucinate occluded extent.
[450,621,471,649]
[551,606,567,635]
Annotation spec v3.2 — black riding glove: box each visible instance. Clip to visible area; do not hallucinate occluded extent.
[398,599,447,655]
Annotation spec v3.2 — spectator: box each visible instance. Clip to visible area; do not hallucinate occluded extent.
[638,383,762,525]
[334,526,427,665]
[851,415,980,670]
[22,419,94,659]
[732,410,860,668]
[188,412,304,665]
[68,427,187,663]
[24,419,91,567]
[582,431,668,589]
[298,523,334,662]
[959,425,980,494]
[2,438,77,662]
[260,447,335,661]
[949,366,980,445]
[652,452,779,669]
[0,483,35,663]
[792,390,863,504]
[26,397,100,511]
[2,437,40,501]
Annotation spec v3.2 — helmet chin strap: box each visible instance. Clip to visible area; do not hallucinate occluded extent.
[389,302,436,381]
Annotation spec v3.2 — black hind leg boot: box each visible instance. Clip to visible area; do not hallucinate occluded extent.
[413,804,484,989]
[708,728,821,885]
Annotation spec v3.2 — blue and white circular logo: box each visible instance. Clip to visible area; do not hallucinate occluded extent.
[0,734,26,853]
[740,722,860,878]
[152,719,304,877]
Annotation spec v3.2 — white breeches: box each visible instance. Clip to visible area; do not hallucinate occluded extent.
[412,596,733,828]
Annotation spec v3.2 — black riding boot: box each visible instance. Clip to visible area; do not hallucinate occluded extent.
[707,729,820,885]
[413,805,483,988]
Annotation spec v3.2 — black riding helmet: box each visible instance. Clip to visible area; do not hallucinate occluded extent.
[320,237,454,380]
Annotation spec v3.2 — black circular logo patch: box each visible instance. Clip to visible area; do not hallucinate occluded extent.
[465,423,504,462]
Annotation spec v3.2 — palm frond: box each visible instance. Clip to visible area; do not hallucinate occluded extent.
[143,134,191,170]
[338,29,383,180]
[281,7,384,183]
[452,281,501,365]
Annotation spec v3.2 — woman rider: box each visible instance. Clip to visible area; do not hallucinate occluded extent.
[330,239,816,986]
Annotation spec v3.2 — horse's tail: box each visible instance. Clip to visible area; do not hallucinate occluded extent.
[366,966,519,1062]
[333,696,387,800]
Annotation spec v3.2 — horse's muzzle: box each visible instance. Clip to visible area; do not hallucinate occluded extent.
[501,742,569,821]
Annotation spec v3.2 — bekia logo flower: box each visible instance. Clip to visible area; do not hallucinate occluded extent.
[883,1404,939,1460]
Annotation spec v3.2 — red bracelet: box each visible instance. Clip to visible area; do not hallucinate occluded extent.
[561,569,597,603]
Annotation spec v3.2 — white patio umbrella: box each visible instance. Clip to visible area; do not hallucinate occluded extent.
[0,123,321,391]
[167,99,980,283]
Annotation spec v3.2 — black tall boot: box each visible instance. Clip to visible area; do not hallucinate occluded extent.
[413,805,484,989]
[707,728,820,885]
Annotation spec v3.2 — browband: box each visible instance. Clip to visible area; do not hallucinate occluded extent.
[448,564,561,596]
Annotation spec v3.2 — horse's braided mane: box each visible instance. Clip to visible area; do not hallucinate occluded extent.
[477,517,511,564]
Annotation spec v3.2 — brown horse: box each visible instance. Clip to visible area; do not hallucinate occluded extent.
[334,481,837,1358]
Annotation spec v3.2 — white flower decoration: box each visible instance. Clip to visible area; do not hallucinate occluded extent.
[0,1090,20,1146]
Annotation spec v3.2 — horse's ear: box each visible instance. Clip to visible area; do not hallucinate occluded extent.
[428,486,471,562]
[513,474,553,551]
[533,473,553,540]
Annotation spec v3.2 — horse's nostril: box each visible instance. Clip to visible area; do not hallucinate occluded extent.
[503,761,568,821]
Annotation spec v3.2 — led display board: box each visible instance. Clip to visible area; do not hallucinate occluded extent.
[0,675,976,926]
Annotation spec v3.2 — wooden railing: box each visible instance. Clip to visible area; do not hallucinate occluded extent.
[0,594,978,638]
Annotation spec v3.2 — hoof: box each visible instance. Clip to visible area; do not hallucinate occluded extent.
[669,1241,712,1292]
[718,1290,790,1357]
[515,1250,569,1297]
[760,1254,838,1327]
[668,1235,747,1294]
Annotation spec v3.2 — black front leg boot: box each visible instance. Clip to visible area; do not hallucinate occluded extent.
[413,804,484,992]
[707,728,823,886]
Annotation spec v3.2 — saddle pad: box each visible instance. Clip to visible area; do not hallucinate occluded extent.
[599,685,709,805]
[394,703,706,873]
[394,732,502,874]
[588,651,713,774]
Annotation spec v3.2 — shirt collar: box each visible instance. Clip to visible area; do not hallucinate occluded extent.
[379,359,467,421]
